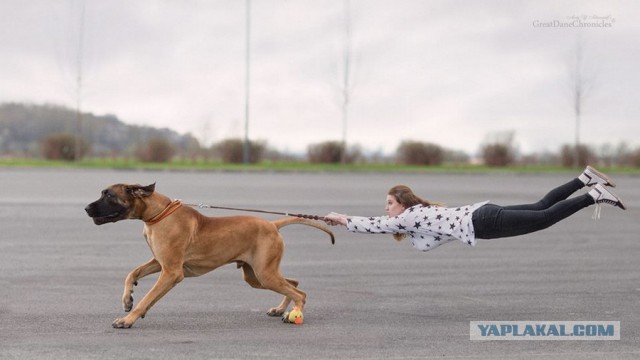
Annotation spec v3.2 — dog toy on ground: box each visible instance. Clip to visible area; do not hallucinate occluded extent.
[284,308,304,325]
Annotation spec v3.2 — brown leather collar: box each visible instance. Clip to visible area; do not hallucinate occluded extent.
[145,200,182,225]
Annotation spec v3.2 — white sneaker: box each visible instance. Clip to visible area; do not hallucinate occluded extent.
[579,166,616,187]
[588,184,626,210]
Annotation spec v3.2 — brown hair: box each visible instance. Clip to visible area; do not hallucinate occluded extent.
[388,185,443,241]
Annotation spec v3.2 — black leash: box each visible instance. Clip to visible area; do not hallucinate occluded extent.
[181,202,326,221]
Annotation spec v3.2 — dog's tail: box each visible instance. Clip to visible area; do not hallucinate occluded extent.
[273,218,335,244]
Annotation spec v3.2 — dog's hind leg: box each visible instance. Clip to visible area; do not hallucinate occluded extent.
[241,262,264,289]
[241,262,296,316]
[249,260,306,317]
[262,274,305,317]
[122,258,161,312]
[265,277,299,317]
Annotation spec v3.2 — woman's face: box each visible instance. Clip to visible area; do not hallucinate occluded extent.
[385,195,406,217]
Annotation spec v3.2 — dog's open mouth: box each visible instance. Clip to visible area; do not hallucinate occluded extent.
[92,213,123,224]
[90,210,127,225]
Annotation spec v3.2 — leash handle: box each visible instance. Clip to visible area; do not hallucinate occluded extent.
[289,213,326,221]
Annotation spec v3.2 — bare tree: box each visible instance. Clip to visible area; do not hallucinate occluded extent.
[480,131,517,167]
[73,0,86,161]
[568,37,597,167]
[339,0,353,164]
[243,0,252,165]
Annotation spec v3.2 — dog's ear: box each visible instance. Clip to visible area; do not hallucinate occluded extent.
[127,183,156,198]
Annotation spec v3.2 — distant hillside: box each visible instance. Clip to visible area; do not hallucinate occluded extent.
[0,103,199,157]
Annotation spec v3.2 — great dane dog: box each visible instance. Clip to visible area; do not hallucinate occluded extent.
[85,183,334,328]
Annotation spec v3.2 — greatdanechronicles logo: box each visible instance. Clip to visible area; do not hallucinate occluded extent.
[533,15,616,29]
[470,321,620,341]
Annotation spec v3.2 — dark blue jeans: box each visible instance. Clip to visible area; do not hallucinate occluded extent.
[472,178,595,239]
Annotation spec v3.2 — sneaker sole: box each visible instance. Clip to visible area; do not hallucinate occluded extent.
[587,166,616,187]
[600,186,627,210]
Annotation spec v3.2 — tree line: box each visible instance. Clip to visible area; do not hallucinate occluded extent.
[2,102,639,167]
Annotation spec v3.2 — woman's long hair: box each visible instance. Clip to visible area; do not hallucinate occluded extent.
[388,185,443,241]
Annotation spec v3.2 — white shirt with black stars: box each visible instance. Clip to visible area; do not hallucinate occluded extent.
[345,201,489,251]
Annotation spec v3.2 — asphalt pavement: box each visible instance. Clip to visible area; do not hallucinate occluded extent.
[1,168,639,359]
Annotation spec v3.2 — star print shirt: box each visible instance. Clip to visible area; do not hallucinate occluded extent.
[345,202,489,251]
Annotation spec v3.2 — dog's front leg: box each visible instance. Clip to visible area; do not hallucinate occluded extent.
[122,258,161,312]
[112,267,184,328]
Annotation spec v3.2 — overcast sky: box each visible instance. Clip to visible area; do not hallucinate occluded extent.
[1,0,638,155]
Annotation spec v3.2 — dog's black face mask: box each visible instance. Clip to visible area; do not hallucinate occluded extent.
[84,183,156,225]
[85,188,129,225]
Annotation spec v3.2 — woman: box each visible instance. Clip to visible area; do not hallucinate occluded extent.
[323,166,626,252]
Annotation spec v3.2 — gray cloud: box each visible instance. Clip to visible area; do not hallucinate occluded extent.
[1,0,638,155]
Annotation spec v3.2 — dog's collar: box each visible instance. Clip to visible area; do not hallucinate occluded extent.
[145,200,183,225]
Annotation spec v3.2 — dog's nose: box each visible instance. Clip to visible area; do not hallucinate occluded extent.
[84,205,91,215]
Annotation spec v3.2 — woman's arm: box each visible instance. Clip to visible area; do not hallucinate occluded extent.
[324,212,349,226]
[325,211,410,235]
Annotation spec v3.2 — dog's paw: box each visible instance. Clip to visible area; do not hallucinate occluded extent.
[281,311,291,323]
[122,283,137,312]
[112,317,134,329]
[267,307,286,317]
[123,293,134,312]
